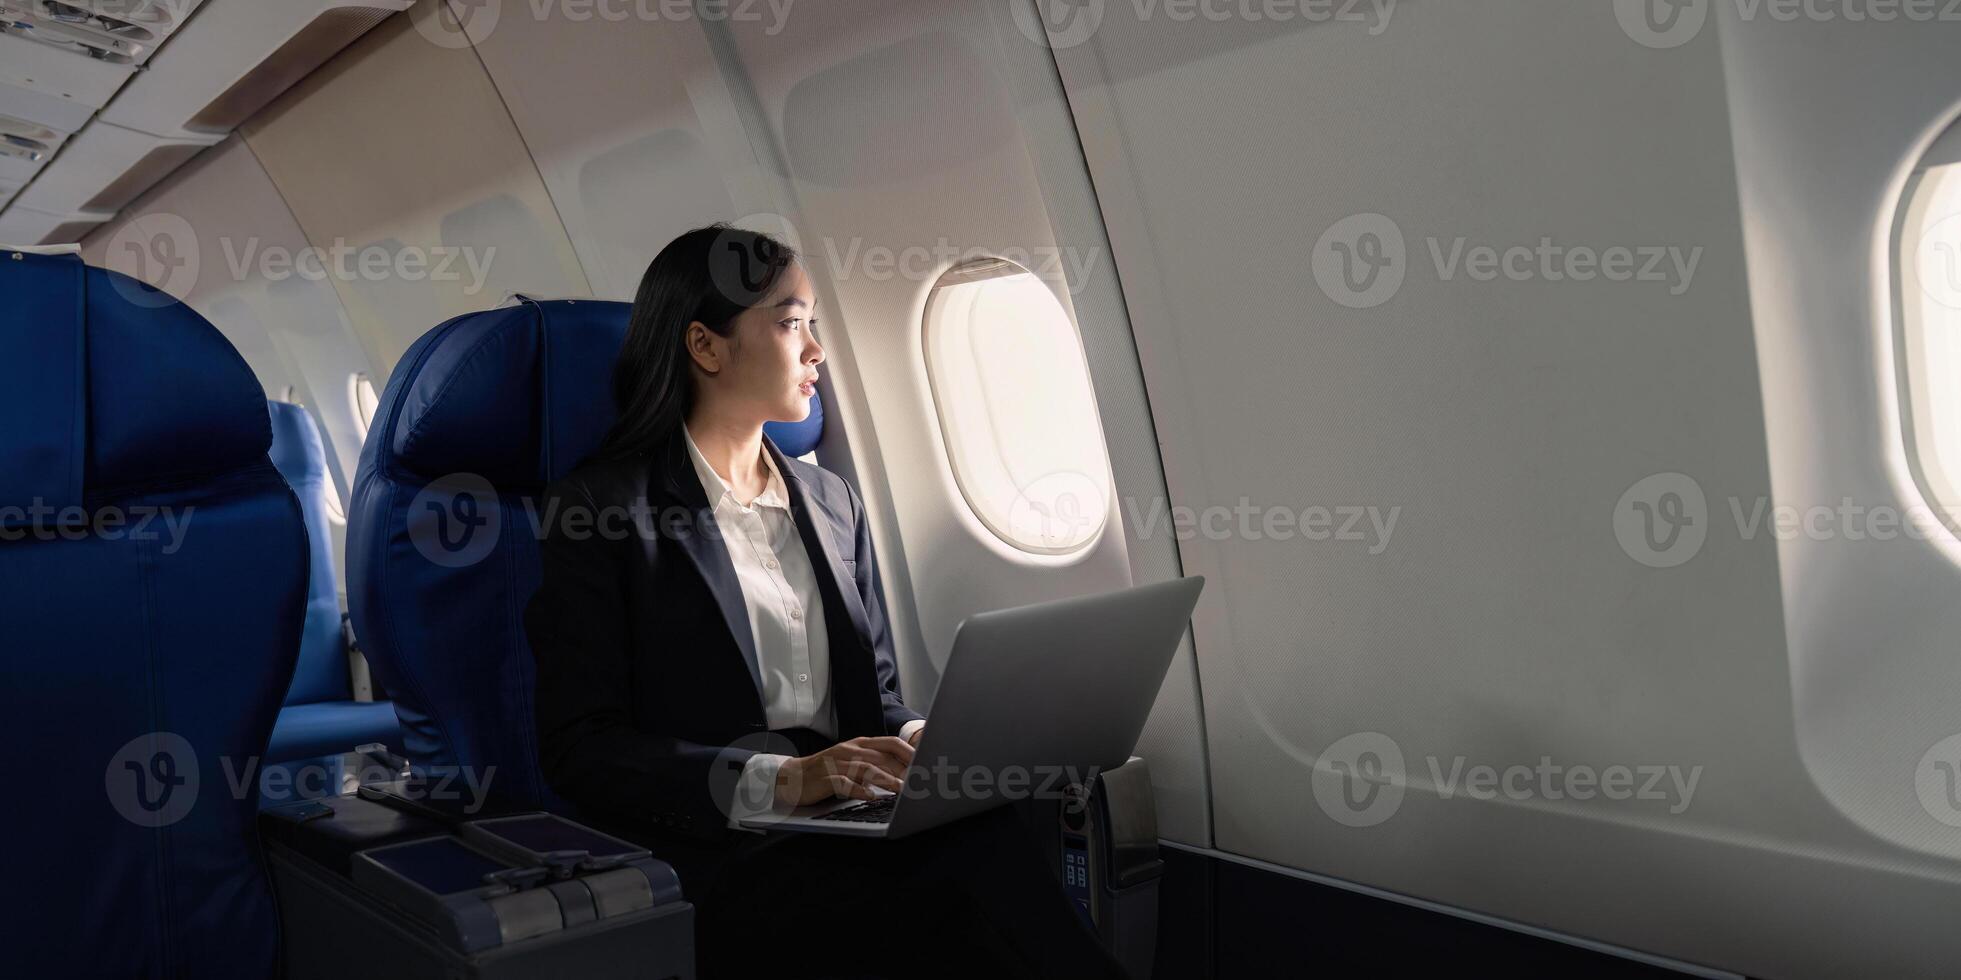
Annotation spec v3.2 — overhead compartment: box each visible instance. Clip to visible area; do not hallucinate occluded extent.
[97,0,412,141]
[12,119,220,214]
[0,1,203,134]
[0,200,113,244]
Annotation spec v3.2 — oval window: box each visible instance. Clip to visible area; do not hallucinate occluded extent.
[1896,119,1961,532]
[923,257,1112,555]
[349,372,380,443]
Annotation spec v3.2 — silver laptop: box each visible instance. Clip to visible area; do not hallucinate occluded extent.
[737,576,1205,839]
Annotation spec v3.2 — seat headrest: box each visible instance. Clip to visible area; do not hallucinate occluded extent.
[267,400,327,489]
[0,250,271,519]
[369,297,825,484]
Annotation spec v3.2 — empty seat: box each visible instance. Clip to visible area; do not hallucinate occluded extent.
[263,399,400,798]
[2,249,306,977]
[347,297,824,814]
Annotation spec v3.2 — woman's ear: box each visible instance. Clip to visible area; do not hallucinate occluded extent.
[685,321,720,376]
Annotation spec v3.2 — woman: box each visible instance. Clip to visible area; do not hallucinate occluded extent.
[524,224,1128,980]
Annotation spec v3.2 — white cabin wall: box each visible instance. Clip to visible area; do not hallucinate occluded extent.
[235,4,591,373]
[1717,0,1961,865]
[1042,1,1961,977]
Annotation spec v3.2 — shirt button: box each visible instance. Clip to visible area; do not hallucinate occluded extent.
[789,608,801,621]
[765,559,779,570]
[798,673,809,683]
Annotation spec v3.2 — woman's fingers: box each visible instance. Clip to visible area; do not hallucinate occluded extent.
[825,774,876,801]
[843,759,903,793]
[842,745,910,781]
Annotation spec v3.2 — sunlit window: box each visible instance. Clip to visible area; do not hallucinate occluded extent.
[1897,123,1961,530]
[349,372,379,443]
[923,257,1112,555]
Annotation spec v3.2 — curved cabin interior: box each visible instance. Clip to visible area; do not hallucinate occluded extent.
[5,1,1961,977]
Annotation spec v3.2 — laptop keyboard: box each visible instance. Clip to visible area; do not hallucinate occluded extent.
[812,796,896,823]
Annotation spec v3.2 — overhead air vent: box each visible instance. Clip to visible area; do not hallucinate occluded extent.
[0,1,146,63]
[0,131,50,163]
[0,111,70,182]
[98,0,410,141]
[35,0,176,42]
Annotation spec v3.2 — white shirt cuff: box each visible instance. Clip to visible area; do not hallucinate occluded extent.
[899,719,926,744]
[727,751,794,829]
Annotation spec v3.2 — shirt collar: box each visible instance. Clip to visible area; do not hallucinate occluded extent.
[682,423,789,511]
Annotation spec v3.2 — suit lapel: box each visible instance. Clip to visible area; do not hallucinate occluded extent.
[650,433,765,701]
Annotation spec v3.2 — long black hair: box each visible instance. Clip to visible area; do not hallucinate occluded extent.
[593,223,800,461]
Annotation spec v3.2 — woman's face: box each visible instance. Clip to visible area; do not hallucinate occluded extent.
[689,260,824,425]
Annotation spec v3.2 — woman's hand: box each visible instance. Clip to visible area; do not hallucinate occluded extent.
[773,735,916,808]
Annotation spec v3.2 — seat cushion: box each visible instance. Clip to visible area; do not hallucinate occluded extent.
[268,700,402,764]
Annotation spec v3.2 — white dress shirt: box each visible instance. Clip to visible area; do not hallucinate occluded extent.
[680,426,923,825]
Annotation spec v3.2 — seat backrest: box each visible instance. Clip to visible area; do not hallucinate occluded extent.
[2,250,306,978]
[347,297,825,812]
[268,399,350,705]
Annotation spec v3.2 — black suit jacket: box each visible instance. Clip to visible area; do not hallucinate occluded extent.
[524,428,923,844]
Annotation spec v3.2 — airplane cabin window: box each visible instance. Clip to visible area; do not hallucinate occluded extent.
[350,371,379,443]
[1895,121,1961,532]
[922,257,1111,555]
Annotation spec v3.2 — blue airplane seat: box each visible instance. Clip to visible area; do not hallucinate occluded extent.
[263,400,401,790]
[347,297,824,815]
[2,249,306,978]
